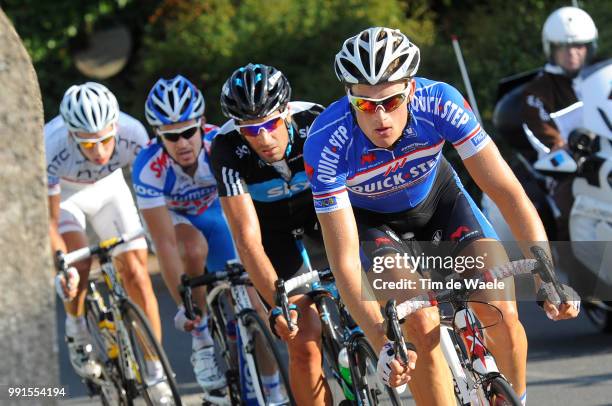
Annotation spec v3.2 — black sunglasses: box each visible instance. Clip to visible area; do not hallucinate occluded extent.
[157,121,201,142]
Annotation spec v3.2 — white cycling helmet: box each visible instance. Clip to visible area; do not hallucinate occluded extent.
[542,6,598,59]
[334,27,420,85]
[59,82,119,133]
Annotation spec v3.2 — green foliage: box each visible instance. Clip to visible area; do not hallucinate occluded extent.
[4,0,610,145]
[3,0,156,121]
[423,0,611,128]
[137,0,437,125]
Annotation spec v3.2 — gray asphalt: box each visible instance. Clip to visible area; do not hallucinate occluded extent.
[56,275,612,405]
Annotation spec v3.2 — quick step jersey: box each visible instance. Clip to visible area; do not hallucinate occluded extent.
[304,77,491,214]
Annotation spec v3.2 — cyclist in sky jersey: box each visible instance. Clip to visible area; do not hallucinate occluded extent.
[132,75,237,398]
[210,63,332,405]
[303,27,580,406]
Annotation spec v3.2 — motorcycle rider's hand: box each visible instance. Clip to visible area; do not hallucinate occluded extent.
[550,141,566,151]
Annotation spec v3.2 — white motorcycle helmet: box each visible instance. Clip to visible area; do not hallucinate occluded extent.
[542,7,598,63]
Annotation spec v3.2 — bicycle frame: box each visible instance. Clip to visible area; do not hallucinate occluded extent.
[210,276,268,405]
[439,303,500,405]
[59,230,175,403]
[182,265,279,406]
[85,250,144,394]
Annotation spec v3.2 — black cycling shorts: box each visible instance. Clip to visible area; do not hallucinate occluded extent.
[355,158,498,273]
[261,209,324,281]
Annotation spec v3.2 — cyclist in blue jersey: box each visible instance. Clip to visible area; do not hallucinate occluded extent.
[132,75,237,399]
[303,27,580,406]
[211,64,331,405]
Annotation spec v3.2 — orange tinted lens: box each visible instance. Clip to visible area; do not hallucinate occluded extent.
[101,136,114,145]
[354,98,377,112]
[79,135,114,149]
[381,94,406,112]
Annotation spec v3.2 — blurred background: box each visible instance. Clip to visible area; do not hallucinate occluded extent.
[3,0,610,129]
[2,1,611,403]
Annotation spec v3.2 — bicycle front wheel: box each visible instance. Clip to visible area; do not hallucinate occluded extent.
[483,374,521,406]
[119,298,182,405]
[347,335,401,406]
[240,309,295,405]
[85,288,128,405]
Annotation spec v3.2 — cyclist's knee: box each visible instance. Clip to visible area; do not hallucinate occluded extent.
[288,332,321,365]
[115,250,149,284]
[474,300,520,329]
[403,307,441,351]
[287,306,322,363]
[181,244,206,275]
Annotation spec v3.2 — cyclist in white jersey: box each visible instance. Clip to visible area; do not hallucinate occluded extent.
[133,75,237,398]
[47,83,163,386]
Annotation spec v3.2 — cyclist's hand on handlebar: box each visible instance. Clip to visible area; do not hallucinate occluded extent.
[540,284,580,320]
[55,267,80,302]
[268,305,299,341]
[174,306,202,332]
[377,340,417,388]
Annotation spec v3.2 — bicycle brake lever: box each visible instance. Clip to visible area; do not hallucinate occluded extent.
[385,300,409,365]
[530,246,568,302]
[179,274,196,320]
[275,279,294,331]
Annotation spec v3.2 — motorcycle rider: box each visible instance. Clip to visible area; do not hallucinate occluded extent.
[522,6,599,240]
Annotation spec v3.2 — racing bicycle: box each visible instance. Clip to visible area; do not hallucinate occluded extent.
[384,246,574,406]
[179,261,294,405]
[57,230,181,405]
[275,268,401,405]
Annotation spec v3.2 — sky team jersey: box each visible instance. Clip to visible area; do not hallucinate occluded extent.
[304,77,491,214]
[210,101,324,225]
[45,112,149,196]
[131,124,220,216]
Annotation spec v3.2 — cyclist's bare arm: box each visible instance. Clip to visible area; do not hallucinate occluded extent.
[48,194,67,257]
[141,205,185,304]
[463,142,577,318]
[464,142,549,247]
[220,194,278,306]
[317,207,388,352]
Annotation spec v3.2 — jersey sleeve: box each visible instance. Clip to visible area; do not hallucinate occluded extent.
[434,83,491,159]
[209,134,249,197]
[118,113,151,161]
[44,119,63,196]
[131,146,167,209]
[303,121,351,214]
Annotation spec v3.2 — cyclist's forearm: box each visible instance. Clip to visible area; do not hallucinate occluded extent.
[235,240,277,306]
[48,221,66,258]
[48,194,66,260]
[153,239,185,304]
[494,190,551,257]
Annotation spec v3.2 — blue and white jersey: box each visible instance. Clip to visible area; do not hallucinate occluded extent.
[304,77,491,214]
[131,126,220,216]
